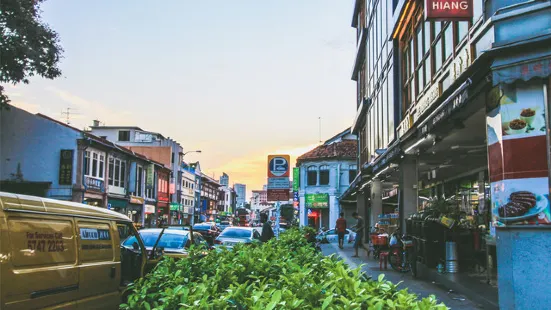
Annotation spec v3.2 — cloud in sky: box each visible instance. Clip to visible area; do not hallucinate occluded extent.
[9,100,41,114]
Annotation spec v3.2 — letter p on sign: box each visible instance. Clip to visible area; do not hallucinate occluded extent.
[268,155,290,178]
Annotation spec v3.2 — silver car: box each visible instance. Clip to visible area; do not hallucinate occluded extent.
[214,227,261,249]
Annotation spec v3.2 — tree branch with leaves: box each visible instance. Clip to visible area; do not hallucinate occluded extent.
[0,0,63,107]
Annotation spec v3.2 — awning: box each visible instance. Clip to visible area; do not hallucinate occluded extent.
[108,198,128,209]
[492,56,551,86]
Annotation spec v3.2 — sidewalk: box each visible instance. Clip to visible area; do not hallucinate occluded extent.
[321,243,497,310]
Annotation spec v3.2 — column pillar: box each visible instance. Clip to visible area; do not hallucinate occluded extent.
[486,81,551,309]
[329,194,338,229]
[357,187,369,240]
[400,155,418,233]
[299,192,306,227]
[370,179,382,231]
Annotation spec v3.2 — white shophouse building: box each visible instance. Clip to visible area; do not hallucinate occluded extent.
[297,128,357,229]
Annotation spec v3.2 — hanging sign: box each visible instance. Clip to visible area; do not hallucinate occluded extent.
[425,0,473,21]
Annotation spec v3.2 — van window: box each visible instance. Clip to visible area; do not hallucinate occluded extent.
[77,222,114,262]
[8,217,76,267]
[118,223,143,285]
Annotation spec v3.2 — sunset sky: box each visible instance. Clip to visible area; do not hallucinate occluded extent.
[6,0,357,199]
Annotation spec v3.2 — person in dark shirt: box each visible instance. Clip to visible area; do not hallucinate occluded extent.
[351,212,368,257]
[260,213,274,242]
[335,212,347,249]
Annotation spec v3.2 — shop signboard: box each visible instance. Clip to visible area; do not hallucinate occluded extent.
[414,82,441,123]
[397,113,413,138]
[146,164,154,189]
[170,203,181,212]
[293,167,300,191]
[129,196,144,205]
[425,0,473,21]
[145,205,155,214]
[84,176,104,192]
[486,82,550,227]
[58,149,74,185]
[420,88,469,135]
[305,193,329,208]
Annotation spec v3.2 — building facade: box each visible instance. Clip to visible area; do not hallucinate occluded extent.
[89,124,183,207]
[200,173,221,221]
[297,129,357,229]
[219,172,229,187]
[341,0,551,308]
[0,106,81,200]
[234,183,246,207]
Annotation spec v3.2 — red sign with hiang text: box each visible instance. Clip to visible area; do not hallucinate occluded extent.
[425,0,473,21]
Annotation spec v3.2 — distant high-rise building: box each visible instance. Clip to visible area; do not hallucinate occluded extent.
[234,183,246,207]
[219,172,229,187]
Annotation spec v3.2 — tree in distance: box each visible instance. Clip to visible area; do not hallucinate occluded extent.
[1,0,63,108]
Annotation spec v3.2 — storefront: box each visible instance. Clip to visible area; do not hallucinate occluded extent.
[108,197,128,216]
[305,193,329,229]
[128,196,144,227]
[144,204,156,228]
[170,203,183,225]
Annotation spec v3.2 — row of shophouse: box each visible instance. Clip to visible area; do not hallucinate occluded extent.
[336,0,551,308]
[0,105,239,227]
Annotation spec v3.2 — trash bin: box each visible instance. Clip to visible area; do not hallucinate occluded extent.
[446,241,459,273]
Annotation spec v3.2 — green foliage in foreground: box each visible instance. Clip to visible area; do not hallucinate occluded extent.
[121,228,448,310]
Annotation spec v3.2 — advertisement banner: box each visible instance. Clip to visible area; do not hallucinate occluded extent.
[146,164,154,189]
[305,193,329,208]
[293,167,300,191]
[486,83,550,227]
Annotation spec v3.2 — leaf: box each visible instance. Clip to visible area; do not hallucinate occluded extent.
[321,295,333,310]
[378,274,385,282]
[271,290,282,304]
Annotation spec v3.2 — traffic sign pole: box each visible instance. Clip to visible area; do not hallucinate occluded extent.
[275,201,280,239]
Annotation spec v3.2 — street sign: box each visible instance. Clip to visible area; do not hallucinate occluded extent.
[267,189,289,201]
[267,177,290,189]
[267,155,290,178]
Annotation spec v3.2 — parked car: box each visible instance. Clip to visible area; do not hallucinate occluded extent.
[166,225,189,230]
[214,227,261,249]
[316,228,356,244]
[122,228,210,259]
[192,223,221,245]
[219,220,232,231]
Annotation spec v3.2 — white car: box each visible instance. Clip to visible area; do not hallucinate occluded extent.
[316,228,356,244]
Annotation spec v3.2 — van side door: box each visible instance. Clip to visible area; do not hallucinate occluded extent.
[75,219,119,309]
[1,211,78,309]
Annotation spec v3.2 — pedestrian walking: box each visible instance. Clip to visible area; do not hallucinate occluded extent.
[351,212,369,257]
[335,212,347,249]
[260,213,274,242]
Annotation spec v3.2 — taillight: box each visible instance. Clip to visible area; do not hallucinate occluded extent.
[214,239,222,245]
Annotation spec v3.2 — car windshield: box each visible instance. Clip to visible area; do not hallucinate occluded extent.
[123,231,189,249]
[220,229,251,238]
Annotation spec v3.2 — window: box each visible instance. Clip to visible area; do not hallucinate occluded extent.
[118,130,130,141]
[349,165,358,184]
[457,21,469,44]
[136,165,143,197]
[307,166,317,186]
[171,153,174,164]
[108,158,126,188]
[319,165,330,186]
[84,150,105,179]
[444,24,453,60]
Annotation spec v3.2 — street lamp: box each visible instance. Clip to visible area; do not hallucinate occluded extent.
[182,150,202,226]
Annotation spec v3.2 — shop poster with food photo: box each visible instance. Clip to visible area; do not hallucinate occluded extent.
[486,82,550,228]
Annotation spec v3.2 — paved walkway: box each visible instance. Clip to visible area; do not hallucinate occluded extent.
[321,243,485,310]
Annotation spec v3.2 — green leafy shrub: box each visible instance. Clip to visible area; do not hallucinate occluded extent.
[121,228,447,310]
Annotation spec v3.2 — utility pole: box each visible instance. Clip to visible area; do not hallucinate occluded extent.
[319,117,322,144]
[61,107,79,125]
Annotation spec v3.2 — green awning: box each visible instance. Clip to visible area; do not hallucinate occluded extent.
[108,198,128,209]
